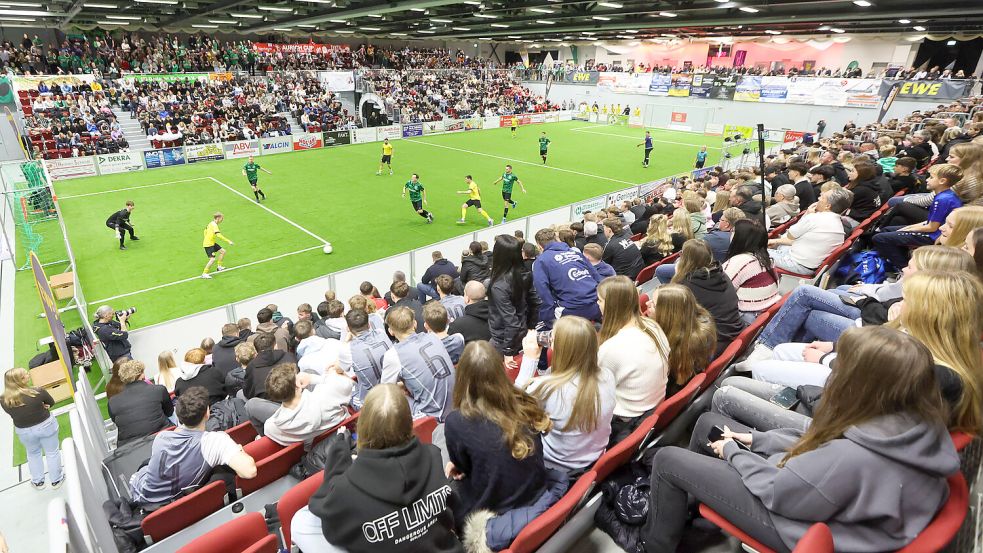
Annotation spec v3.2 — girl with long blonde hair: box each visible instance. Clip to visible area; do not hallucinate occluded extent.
[639,214,676,265]
[597,276,671,442]
[938,206,983,249]
[670,207,694,242]
[671,239,745,349]
[445,341,553,534]
[648,285,717,396]
[517,316,616,473]
[947,142,983,205]
[711,189,730,213]
[155,350,178,393]
[1,368,63,489]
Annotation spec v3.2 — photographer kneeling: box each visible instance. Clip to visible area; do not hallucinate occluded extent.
[93,305,133,363]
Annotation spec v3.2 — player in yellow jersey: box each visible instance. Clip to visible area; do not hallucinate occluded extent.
[456,175,494,227]
[201,212,234,279]
[510,115,519,138]
[376,138,394,175]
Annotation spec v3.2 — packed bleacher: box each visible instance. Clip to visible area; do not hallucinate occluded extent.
[6,40,983,550]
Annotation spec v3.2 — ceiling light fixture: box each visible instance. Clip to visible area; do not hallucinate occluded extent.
[417,29,436,33]
[0,8,58,14]
[490,22,509,27]
[817,25,829,30]
[366,13,383,17]
[715,0,729,2]
[230,13,263,18]
[296,23,317,27]
[132,0,177,4]
[0,15,34,20]
[209,18,237,23]
[431,18,452,22]
[624,29,638,33]
[84,2,117,6]
[474,13,497,18]
[658,11,677,17]
[106,14,141,19]
[529,7,553,12]
[361,26,381,30]
[391,32,407,35]
[536,19,554,24]
[830,27,846,33]
[335,29,354,33]
[273,27,294,31]
[591,15,611,20]
[452,26,471,30]
[298,0,332,3]
[853,0,871,6]
[464,1,482,4]
[738,6,758,12]
[913,25,925,31]
[329,19,346,22]
[897,19,910,23]
[478,36,492,39]
[98,19,130,23]
[597,1,622,7]
[410,7,426,11]
[765,29,781,34]
[507,34,521,38]
[0,1,41,6]
[257,5,293,11]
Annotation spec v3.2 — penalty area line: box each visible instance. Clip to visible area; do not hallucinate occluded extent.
[207,176,330,244]
[88,244,325,305]
[57,178,212,200]
[403,138,638,186]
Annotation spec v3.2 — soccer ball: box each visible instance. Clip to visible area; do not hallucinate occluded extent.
[323,242,333,254]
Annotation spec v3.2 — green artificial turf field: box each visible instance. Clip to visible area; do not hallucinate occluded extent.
[9,120,720,464]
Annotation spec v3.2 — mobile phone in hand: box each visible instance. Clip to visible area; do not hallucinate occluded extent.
[708,425,750,451]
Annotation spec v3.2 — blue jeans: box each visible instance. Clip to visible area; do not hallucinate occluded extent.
[872,226,935,271]
[654,263,676,284]
[16,416,62,485]
[756,285,860,349]
[416,283,438,303]
[887,196,905,207]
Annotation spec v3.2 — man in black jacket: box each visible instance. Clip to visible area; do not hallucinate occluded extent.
[389,281,425,334]
[106,200,138,250]
[107,360,173,445]
[211,323,242,377]
[448,281,493,344]
[730,185,763,220]
[819,150,849,185]
[416,251,460,302]
[788,161,818,211]
[93,305,131,362]
[384,271,419,305]
[243,332,294,433]
[459,241,490,284]
[600,218,644,280]
[898,130,934,168]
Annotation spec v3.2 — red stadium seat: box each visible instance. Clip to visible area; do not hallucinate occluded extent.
[277,471,325,550]
[141,480,227,544]
[635,252,680,286]
[226,422,258,446]
[236,441,304,496]
[176,512,276,553]
[499,470,596,553]
[311,411,360,446]
[413,416,438,444]
[593,413,660,481]
[241,436,282,462]
[703,339,743,389]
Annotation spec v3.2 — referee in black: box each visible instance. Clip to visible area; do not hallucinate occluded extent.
[106,200,139,250]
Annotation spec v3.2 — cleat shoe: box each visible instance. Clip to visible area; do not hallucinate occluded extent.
[119,245,126,250]
[216,266,226,272]
[501,217,507,224]
[201,273,212,279]
[131,236,140,241]
[487,219,494,227]
[456,219,466,224]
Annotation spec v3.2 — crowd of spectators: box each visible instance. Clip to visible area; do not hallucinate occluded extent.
[21,80,130,158]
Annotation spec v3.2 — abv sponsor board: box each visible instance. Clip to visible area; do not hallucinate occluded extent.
[323,130,351,147]
[260,136,292,155]
[45,156,97,180]
[640,178,671,201]
[402,122,423,137]
[185,143,225,163]
[143,147,185,169]
[223,140,260,159]
[880,79,975,100]
[563,70,599,85]
[292,132,324,151]
[96,151,143,174]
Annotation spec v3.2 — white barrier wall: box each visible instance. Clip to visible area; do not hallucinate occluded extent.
[332,253,414,301]
[413,234,476,285]
[129,307,230,377]
[233,274,333,328]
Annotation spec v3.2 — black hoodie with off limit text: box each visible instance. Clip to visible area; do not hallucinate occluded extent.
[309,435,465,553]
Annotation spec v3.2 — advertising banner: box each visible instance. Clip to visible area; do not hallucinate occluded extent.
[572,196,607,219]
[648,74,671,96]
[669,74,692,97]
[463,117,483,130]
[879,79,975,101]
[185,143,225,163]
[640,178,672,201]
[377,124,402,141]
[445,119,467,132]
[723,124,755,141]
[606,187,640,208]
[402,122,423,137]
[786,78,823,105]
[843,79,881,108]
[251,42,350,55]
[734,76,762,102]
[45,156,97,180]
[760,76,788,103]
[483,116,500,128]
[352,127,377,144]
[223,139,260,159]
[689,74,712,98]
[317,71,355,92]
[709,76,738,100]
[124,73,211,83]
[260,136,293,155]
[671,112,688,124]
[562,70,599,85]
[96,151,143,174]
[529,113,546,124]
[543,114,559,124]
[597,73,617,90]
[691,167,713,180]
[13,74,94,93]
[782,130,805,149]
[323,130,351,147]
[601,72,652,94]
[424,120,446,135]
[292,132,324,151]
[143,147,186,169]
[30,252,75,391]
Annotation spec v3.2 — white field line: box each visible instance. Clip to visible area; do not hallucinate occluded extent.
[207,176,329,244]
[403,138,638,186]
[568,126,722,149]
[56,177,211,199]
[89,244,324,304]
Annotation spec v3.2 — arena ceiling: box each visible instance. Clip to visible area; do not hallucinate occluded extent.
[26,0,983,42]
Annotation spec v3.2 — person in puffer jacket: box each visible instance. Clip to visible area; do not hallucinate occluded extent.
[531,228,602,327]
[290,384,465,553]
[487,235,540,359]
[641,326,960,553]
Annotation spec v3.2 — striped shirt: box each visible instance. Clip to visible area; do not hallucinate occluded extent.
[722,253,781,313]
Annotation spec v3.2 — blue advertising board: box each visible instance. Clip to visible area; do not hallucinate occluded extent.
[402,123,423,137]
[143,147,186,169]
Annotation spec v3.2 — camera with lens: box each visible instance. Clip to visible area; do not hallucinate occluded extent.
[115,307,137,319]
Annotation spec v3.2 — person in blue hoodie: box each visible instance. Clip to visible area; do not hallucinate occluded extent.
[531,227,603,328]
[641,326,960,553]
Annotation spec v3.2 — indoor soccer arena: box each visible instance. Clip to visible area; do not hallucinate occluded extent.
[0,0,982,551]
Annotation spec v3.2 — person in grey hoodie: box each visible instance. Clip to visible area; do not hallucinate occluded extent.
[641,326,959,553]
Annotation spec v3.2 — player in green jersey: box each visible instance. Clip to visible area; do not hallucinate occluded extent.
[491,164,527,223]
[539,132,551,164]
[402,173,433,223]
[242,156,272,202]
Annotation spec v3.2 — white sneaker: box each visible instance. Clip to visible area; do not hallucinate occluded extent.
[201,273,212,279]
[743,343,774,363]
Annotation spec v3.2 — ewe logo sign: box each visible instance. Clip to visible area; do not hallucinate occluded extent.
[880,79,974,100]
[292,132,323,151]
[261,137,292,155]
[97,151,143,174]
